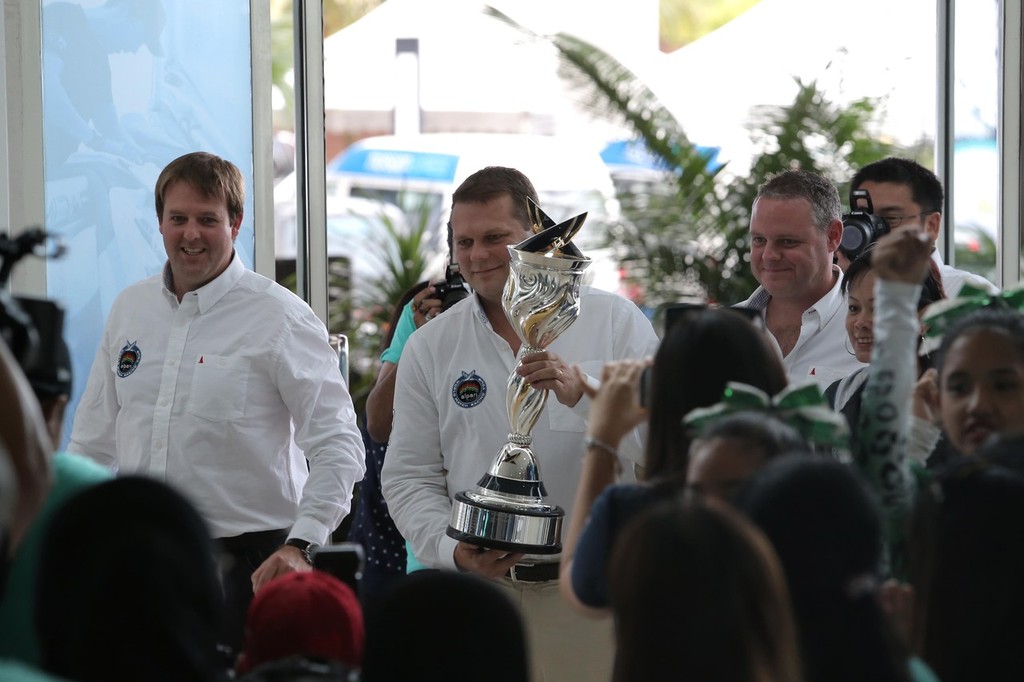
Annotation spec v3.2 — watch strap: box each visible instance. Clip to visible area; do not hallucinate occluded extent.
[284,537,316,565]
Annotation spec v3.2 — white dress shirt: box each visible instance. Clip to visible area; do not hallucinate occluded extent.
[69,254,365,543]
[381,286,659,570]
[738,265,866,390]
[932,249,999,297]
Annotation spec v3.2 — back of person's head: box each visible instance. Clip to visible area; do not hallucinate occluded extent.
[155,151,245,224]
[361,570,528,682]
[608,499,801,682]
[35,476,223,682]
[736,456,911,682]
[686,411,810,502]
[755,169,842,231]
[645,308,788,483]
[908,457,1024,682]
[237,570,363,676]
[451,166,538,228]
[851,157,944,215]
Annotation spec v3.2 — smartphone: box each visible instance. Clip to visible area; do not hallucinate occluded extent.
[312,542,365,594]
[639,365,652,408]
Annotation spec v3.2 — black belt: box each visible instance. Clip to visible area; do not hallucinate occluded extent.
[217,528,288,553]
[505,562,560,583]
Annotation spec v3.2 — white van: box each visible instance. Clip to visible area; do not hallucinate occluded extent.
[324,133,624,292]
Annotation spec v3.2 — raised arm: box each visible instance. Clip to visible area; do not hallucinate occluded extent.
[559,359,648,615]
[856,229,932,579]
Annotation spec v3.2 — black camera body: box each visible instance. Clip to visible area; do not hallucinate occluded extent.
[431,263,471,312]
[0,229,68,394]
[839,189,890,262]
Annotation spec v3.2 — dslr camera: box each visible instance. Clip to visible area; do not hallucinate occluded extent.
[839,189,890,262]
[430,263,471,312]
[0,229,68,391]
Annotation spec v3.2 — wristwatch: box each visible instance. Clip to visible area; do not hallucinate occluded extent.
[284,537,317,566]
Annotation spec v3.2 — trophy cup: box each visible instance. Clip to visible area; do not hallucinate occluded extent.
[447,200,591,554]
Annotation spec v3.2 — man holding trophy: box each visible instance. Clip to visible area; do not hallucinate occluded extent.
[382,166,658,681]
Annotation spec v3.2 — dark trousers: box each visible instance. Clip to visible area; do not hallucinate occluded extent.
[216,529,288,656]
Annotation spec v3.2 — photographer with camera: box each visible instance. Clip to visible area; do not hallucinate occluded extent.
[737,169,866,390]
[381,166,658,682]
[364,263,469,444]
[847,157,997,297]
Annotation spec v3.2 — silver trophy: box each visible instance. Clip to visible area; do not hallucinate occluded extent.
[447,201,590,554]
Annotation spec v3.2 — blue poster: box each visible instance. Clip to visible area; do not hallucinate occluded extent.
[41,0,255,446]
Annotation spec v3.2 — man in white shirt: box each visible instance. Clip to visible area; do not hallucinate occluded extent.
[850,157,999,297]
[68,151,365,651]
[382,166,658,682]
[737,169,867,389]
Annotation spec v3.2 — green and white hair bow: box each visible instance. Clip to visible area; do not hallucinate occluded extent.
[683,381,851,451]
[920,282,1024,356]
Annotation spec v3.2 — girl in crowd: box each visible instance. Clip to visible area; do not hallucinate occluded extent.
[920,304,1024,456]
[907,456,1024,682]
[826,241,944,460]
[559,306,788,614]
[684,410,809,502]
[737,456,932,682]
[609,499,802,682]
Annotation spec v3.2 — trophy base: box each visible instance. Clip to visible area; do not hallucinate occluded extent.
[446,490,564,554]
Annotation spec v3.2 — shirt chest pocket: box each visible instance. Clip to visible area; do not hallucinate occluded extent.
[186,355,251,422]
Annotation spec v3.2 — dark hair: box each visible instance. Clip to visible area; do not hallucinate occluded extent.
[842,244,946,311]
[608,499,801,682]
[736,456,911,682]
[644,308,788,484]
[692,411,809,464]
[361,570,528,682]
[908,458,1024,682]
[36,477,223,681]
[451,166,538,229]
[851,157,944,215]
[155,151,245,225]
[934,307,1024,379]
[755,169,842,232]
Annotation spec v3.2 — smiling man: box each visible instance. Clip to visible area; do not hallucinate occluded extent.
[382,166,658,682]
[68,151,365,654]
[737,169,866,389]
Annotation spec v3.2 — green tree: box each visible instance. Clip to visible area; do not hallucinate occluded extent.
[490,8,922,309]
[327,198,439,411]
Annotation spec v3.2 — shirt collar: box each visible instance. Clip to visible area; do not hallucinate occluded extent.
[161,251,243,313]
[747,265,845,322]
[806,265,846,328]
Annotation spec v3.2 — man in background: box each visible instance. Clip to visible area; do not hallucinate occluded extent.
[850,156,998,296]
[737,169,866,389]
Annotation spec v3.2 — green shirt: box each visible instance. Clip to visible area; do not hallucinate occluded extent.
[0,453,112,665]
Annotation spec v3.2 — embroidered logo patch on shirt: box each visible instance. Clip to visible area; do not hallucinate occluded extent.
[451,370,486,408]
[116,340,142,378]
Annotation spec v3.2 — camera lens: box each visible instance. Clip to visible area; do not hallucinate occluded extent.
[841,221,871,255]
